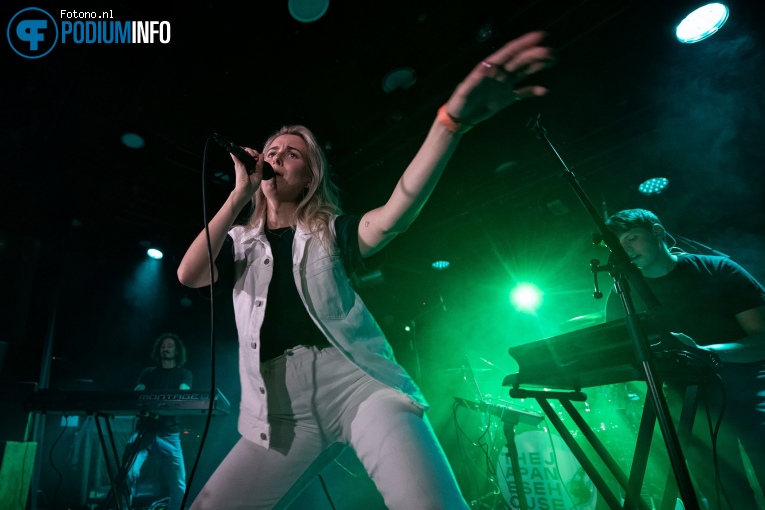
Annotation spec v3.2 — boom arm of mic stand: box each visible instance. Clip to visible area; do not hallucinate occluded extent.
[527,115,659,348]
[527,115,659,310]
[527,114,700,510]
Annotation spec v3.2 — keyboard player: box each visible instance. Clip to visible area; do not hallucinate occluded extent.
[604,208,765,509]
[122,333,192,510]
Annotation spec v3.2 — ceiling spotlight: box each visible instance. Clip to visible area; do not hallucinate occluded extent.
[676,3,729,44]
[475,23,494,42]
[147,248,163,260]
[431,260,450,270]
[288,0,329,23]
[638,177,670,195]
[382,68,416,93]
[121,132,145,149]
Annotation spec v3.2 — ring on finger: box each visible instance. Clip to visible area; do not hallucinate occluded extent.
[481,61,509,80]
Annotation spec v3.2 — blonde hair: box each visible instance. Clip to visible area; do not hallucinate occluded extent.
[247,125,342,241]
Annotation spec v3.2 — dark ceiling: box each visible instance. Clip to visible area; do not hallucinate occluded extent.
[2,0,765,389]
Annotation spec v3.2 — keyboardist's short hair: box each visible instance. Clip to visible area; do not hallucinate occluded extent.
[605,208,662,236]
[151,333,187,366]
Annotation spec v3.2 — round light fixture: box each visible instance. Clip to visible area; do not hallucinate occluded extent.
[121,132,145,149]
[676,3,729,44]
[382,68,416,93]
[638,177,670,195]
[431,260,450,270]
[288,0,329,23]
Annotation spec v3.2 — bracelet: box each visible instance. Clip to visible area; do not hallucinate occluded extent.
[437,104,473,134]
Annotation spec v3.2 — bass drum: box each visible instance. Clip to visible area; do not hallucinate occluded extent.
[496,430,597,510]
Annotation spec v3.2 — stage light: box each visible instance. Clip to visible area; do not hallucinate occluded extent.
[475,23,494,42]
[510,283,543,313]
[382,68,417,93]
[676,3,729,43]
[126,250,167,314]
[288,0,329,23]
[121,132,145,149]
[638,177,670,195]
[431,260,450,270]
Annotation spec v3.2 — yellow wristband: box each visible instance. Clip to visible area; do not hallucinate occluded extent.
[437,104,473,134]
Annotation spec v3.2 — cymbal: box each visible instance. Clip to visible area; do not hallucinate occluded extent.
[559,312,604,333]
[433,367,492,373]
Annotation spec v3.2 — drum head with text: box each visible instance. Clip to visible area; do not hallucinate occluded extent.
[496,430,597,510]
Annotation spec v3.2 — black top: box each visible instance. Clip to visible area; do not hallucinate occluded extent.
[606,253,765,346]
[218,215,373,361]
[259,215,366,360]
[135,365,193,434]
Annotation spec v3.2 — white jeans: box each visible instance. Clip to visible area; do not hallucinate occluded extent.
[124,431,186,510]
[191,346,468,509]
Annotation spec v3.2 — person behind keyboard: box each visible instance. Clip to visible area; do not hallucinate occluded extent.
[604,208,765,509]
[123,333,192,510]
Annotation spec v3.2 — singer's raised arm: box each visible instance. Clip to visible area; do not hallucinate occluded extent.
[357,31,553,257]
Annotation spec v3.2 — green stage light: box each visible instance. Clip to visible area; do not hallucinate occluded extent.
[510,283,543,313]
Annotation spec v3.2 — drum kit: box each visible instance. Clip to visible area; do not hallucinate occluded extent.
[449,313,646,510]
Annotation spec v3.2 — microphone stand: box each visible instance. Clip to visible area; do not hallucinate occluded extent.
[527,115,699,510]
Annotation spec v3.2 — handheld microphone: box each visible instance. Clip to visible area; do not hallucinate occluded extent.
[212,133,274,180]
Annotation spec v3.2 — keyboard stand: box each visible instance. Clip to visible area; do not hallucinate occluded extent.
[97,419,161,510]
[91,413,132,510]
[508,383,701,510]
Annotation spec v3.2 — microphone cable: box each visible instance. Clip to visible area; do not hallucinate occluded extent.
[180,135,219,510]
[703,373,733,510]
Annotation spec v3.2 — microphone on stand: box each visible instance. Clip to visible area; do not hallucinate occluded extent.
[212,133,274,180]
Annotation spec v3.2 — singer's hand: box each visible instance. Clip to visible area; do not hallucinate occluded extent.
[230,147,262,202]
[445,31,554,126]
